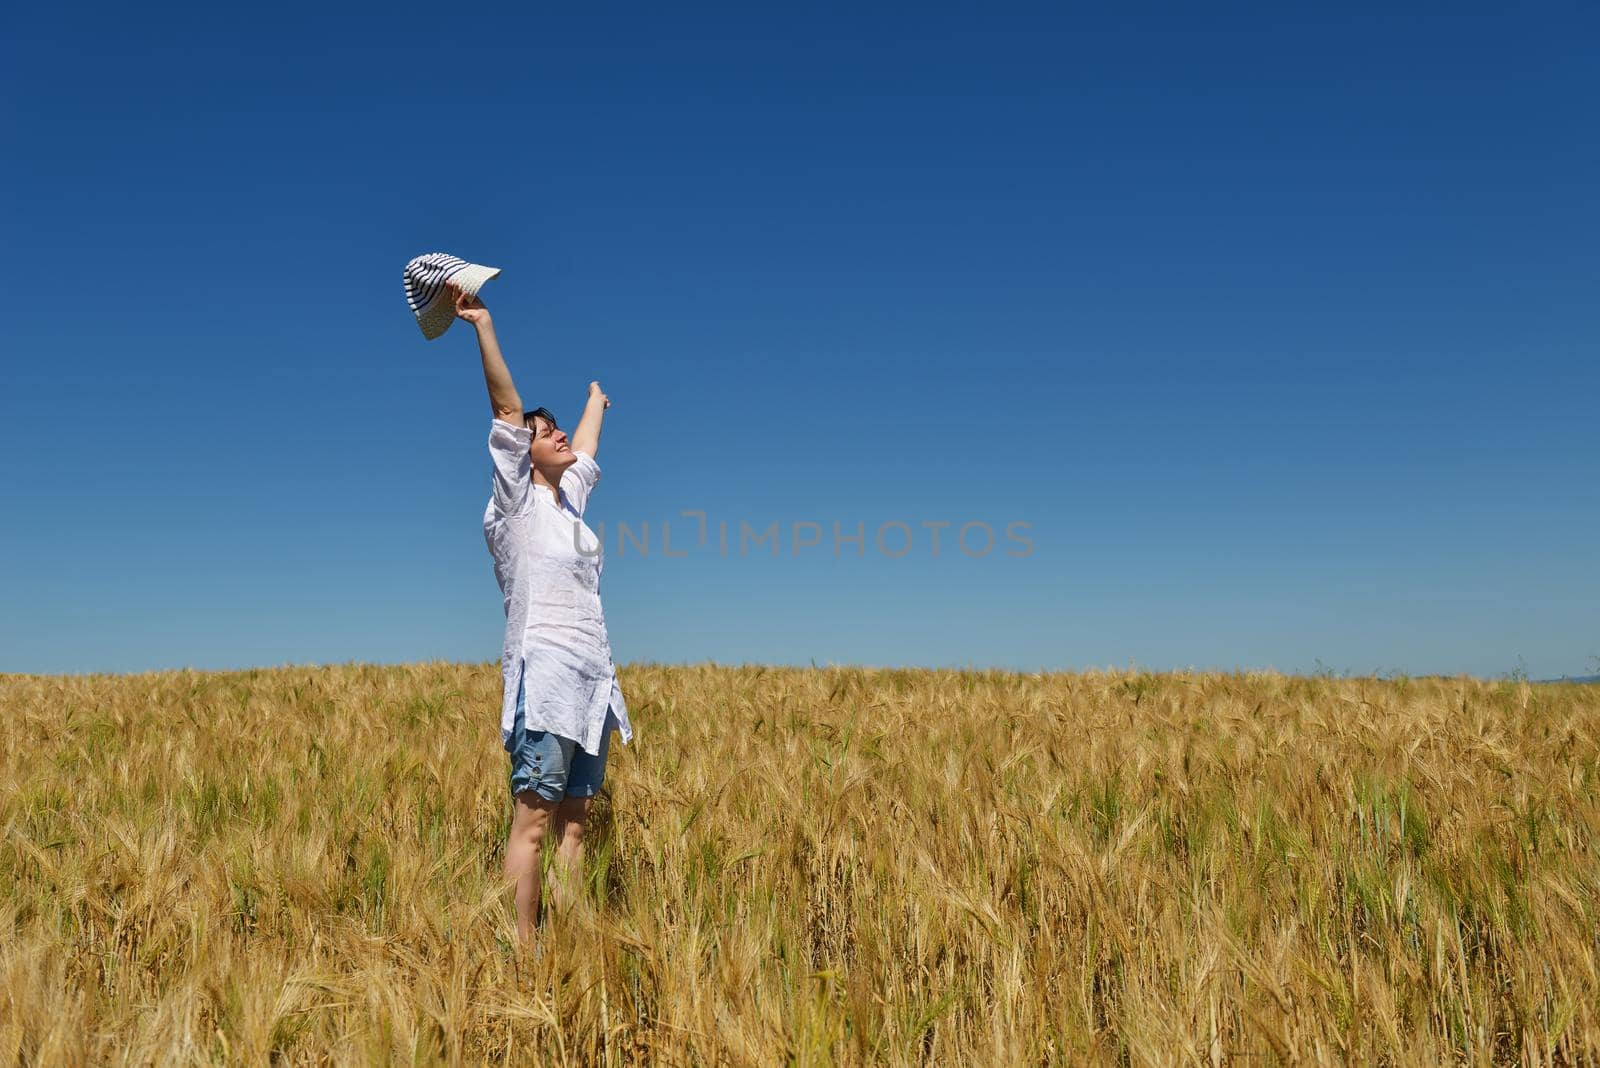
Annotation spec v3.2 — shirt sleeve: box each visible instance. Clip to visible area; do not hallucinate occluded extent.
[488,419,533,515]
[559,451,602,517]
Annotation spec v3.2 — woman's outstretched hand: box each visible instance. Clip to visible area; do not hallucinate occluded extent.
[450,284,492,328]
[589,381,611,410]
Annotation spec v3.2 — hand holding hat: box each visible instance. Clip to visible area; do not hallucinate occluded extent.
[449,284,492,329]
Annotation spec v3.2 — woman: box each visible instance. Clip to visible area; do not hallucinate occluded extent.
[448,282,634,944]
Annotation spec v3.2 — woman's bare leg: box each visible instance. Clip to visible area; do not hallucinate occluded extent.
[550,794,594,911]
[505,791,559,943]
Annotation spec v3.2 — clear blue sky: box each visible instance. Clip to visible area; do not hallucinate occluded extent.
[3,5,1596,678]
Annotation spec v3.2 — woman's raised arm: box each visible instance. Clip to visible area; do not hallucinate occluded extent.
[451,285,523,422]
[571,381,610,458]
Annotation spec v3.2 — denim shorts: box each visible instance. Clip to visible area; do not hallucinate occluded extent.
[506,675,618,802]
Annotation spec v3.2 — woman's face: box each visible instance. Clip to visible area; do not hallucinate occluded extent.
[528,414,576,470]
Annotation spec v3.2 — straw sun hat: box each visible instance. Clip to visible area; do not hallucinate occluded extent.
[403,252,501,340]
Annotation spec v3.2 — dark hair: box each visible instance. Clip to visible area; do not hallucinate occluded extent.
[523,407,558,432]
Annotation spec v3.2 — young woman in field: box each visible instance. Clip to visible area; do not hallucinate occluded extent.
[448,282,634,944]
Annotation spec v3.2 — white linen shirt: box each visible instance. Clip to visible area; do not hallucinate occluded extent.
[484,419,632,757]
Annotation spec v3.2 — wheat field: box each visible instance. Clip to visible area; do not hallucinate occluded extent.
[1,664,1597,1065]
